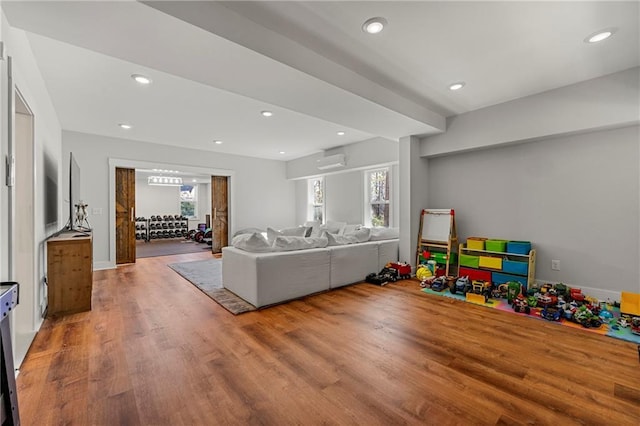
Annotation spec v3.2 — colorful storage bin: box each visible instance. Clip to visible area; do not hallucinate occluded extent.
[479,256,502,270]
[459,267,492,282]
[466,237,487,250]
[491,272,527,292]
[459,254,480,269]
[502,259,528,275]
[506,241,532,255]
[431,252,457,264]
[485,239,507,252]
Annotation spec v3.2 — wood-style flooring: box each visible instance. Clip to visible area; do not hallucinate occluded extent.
[17,252,640,425]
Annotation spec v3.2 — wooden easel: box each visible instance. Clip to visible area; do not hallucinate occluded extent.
[416,209,458,276]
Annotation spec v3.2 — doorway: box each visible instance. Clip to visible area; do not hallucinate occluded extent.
[13,89,37,364]
[111,160,232,264]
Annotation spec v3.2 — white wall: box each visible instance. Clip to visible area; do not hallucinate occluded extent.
[135,181,180,218]
[63,130,296,268]
[426,125,639,296]
[0,18,63,366]
[420,68,640,157]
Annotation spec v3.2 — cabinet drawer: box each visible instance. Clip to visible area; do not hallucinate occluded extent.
[502,259,528,275]
[459,267,492,282]
[479,256,502,270]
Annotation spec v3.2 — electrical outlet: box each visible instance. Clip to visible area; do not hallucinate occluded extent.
[92,208,102,215]
[551,260,560,271]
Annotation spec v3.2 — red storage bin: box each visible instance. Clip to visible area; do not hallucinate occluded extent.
[458,267,492,282]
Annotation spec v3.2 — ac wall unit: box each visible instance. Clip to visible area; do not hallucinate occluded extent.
[316,154,346,170]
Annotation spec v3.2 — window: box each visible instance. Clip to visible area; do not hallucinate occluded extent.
[308,177,324,223]
[365,168,390,227]
[180,184,198,218]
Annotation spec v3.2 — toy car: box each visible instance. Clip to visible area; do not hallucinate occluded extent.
[540,306,562,321]
[365,267,398,286]
[388,262,412,280]
[512,293,530,314]
[450,276,471,295]
[430,276,449,292]
[631,317,640,335]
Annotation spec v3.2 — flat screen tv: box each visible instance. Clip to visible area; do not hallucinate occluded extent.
[44,153,58,227]
[68,152,81,230]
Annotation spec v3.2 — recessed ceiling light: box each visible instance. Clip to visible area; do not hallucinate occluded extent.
[131,74,152,85]
[261,111,273,117]
[213,140,223,145]
[192,179,197,183]
[362,17,387,34]
[118,123,132,129]
[448,82,465,91]
[279,151,285,155]
[585,28,616,43]
[337,131,346,136]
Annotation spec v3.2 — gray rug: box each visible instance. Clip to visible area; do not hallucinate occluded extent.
[168,258,256,315]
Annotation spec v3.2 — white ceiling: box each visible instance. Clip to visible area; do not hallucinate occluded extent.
[3,1,638,161]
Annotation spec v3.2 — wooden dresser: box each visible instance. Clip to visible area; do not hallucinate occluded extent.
[46,231,93,317]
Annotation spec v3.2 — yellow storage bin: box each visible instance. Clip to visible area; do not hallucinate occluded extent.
[479,256,502,270]
[467,237,487,250]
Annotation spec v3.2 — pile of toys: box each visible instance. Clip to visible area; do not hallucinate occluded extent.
[418,268,640,335]
[365,261,411,286]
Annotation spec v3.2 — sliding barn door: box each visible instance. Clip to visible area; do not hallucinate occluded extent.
[115,167,136,264]
[210,176,229,254]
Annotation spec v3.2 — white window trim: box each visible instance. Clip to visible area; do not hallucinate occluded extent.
[308,177,325,223]
[180,184,199,219]
[364,167,391,228]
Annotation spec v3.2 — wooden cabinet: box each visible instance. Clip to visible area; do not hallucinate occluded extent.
[46,231,93,316]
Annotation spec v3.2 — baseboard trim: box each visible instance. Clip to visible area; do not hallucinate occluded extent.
[534,279,621,304]
[94,261,115,271]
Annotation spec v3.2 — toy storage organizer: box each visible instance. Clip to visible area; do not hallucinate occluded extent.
[458,239,536,291]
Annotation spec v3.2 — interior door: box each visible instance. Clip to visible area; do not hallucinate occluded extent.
[115,167,136,264]
[210,176,228,254]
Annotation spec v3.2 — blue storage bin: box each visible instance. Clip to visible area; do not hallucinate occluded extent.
[491,272,527,292]
[506,241,531,255]
[502,260,528,276]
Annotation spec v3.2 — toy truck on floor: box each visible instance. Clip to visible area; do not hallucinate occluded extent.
[388,262,412,280]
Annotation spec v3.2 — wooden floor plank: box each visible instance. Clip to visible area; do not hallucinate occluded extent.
[16,251,640,425]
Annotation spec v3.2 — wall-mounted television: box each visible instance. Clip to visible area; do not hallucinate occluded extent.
[44,152,58,227]
[68,152,81,230]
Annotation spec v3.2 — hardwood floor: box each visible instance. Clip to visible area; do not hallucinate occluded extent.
[17,252,640,425]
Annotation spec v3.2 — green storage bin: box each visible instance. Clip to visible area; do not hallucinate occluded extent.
[459,254,479,268]
[485,239,507,252]
[431,252,457,264]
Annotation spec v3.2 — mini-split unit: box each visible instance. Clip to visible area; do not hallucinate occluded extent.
[316,154,346,170]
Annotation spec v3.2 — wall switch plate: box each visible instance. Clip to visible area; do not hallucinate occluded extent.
[551,260,560,271]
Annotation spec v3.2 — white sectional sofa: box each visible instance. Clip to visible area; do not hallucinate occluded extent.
[222,239,399,308]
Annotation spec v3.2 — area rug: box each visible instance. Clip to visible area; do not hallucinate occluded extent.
[421,287,640,345]
[137,240,210,258]
[168,258,256,315]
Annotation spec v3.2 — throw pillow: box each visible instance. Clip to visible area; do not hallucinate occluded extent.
[369,227,400,241]
[266,226,307,245]
[304,221,321,237]
[231,232,272,252]
[343,224,363,234]
[344,227,371,243]
[272,236,329,251]
[232,227,265,238]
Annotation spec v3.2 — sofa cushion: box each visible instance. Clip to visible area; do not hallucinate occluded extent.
[232,227,265,238]
[344,227,371,243]
[343,224,363,234]
[325,232,359,246]
[272,235,329,251]
[231,232,272,252]
[266,226,307,245]
[304,221,321,237]
[369,227,400,241]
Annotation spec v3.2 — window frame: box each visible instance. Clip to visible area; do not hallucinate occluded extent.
[180,184,198,219]
[364,167,391,228]
[307,177,325,224]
